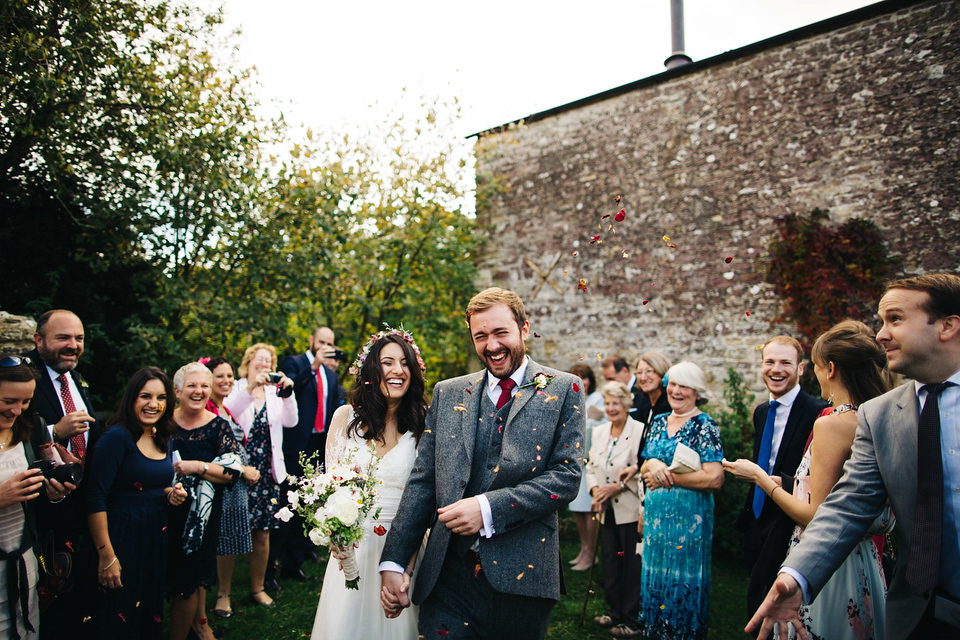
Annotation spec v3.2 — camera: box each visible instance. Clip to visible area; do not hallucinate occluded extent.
[266,372,282,384]
[328,349,347,362]
[29,459,82,485]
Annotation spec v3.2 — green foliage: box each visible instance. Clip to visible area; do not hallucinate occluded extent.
[714,367,756,557]
[766,209,892,346]
[1,2,478,404]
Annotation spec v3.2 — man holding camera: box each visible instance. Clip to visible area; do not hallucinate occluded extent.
[270,326,343,584]
[25,309,101,639]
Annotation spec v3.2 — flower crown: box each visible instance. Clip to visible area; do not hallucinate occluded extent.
[349,324,426,376]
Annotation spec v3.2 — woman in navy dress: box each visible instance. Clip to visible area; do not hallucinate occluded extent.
[87,367,187,640]
[637,361,723,640]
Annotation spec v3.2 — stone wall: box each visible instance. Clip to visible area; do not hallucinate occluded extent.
[473,0,960,402]
[0,311,36,356]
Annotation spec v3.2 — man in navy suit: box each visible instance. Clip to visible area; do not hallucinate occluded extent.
[737,336,827,629]
[25,309,102,639]
[271,326,341,583]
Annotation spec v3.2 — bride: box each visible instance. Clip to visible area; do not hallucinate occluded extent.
[311,329,427,640]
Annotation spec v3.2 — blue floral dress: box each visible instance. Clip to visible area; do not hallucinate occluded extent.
[638,412,723,640]
[247,405,281,530]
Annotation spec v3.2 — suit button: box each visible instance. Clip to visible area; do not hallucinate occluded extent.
[459,481,466,488]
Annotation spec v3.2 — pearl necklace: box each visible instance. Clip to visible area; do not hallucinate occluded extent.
[670,408,699,419]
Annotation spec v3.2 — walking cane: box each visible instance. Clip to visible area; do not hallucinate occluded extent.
[578,511,603,626]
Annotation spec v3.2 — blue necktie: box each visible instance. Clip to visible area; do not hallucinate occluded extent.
[753,400,779,518]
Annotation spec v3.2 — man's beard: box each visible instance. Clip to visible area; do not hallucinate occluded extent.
[38,344,80,373]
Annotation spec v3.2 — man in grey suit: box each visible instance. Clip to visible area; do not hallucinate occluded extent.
[748,273,960,639]
[380,287,585,639]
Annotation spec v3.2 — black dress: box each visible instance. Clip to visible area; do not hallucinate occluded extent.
[166,417,240,597]
[86,426,174,640]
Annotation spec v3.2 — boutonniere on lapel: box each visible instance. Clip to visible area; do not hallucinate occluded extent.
[78,376,89,389]
[519,372,555,392]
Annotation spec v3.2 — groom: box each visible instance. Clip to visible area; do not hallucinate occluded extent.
[380,287,585,638]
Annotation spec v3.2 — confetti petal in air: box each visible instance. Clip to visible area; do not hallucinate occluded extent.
[589,235,601,244]
[745,311,752,317]
[615,195,622,204]
[725,256,733,263]
[643,299,649,305]
[373,524,387,536]
[577,279,588,291]
[615,209,626,222]
[572,251,578,256]
[533,332,541,338]
[601,214,611,220]
[550,494,560,500]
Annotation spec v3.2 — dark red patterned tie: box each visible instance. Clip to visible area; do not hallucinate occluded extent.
[906,382,952,594]
[314,367,326,433]
[496,378,516,410]
[57,374,86,463]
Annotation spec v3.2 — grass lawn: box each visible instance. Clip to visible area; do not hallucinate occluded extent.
[191,512,749,639]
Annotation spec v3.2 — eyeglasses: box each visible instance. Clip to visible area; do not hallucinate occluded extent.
[0,355,31,367]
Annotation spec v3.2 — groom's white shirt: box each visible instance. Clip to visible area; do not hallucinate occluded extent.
[379,358,528,575]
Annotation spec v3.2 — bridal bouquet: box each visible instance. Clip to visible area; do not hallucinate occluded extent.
[275,447,381,589]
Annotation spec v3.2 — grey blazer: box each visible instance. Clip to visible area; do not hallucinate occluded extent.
[381,358,586,603]
[783,382,926,640]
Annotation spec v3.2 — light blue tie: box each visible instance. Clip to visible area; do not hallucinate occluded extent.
[753,400,779,518]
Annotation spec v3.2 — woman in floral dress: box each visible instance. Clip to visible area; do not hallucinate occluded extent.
[224,343,297,608]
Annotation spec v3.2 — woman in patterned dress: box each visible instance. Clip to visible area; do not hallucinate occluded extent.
[203,357,259,619]
[223,344,297,608]
[723,320,893,639]
[638,361,724,640]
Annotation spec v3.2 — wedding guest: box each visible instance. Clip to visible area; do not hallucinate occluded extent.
[87,367,186,640]
[168,363,243,640]
[0,357,75,640]
[638,361,723,640]
[202,357,259,619]
[724,320,893,639]
[223,344,297,608]
[567,364,603,572]
[618,352,673,485]
[587,381,643,637]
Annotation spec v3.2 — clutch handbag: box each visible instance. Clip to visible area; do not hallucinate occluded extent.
[667,442,701,474]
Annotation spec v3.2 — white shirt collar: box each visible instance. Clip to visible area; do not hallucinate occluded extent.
[770,383,801,408]
[486,356,529,394]
[914,368,960,396]
[305,350,315,365]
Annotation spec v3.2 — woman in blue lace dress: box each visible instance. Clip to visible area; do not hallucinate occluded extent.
[638,361,723,640]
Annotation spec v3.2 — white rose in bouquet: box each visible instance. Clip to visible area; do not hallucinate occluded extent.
[327,487,361,526]
[308,528,329,547]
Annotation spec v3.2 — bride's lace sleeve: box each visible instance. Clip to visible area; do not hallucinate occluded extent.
[323,405,354,471]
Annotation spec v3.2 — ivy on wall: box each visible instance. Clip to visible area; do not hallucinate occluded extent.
[766,210,893,346]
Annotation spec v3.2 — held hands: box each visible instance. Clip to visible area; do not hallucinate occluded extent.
[380,571,410,618]
[642,460,674,490]
[745,573,808,640]
[54,410,93,439]
[437,497,483,536]
[242,465,260,485]
[0,469,44,508]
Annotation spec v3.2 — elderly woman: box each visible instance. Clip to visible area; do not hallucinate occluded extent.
[634,352,672,429]
[223,343,296,608]
[587,381,644,638]
[567,364,603,571]
[168,363,243,640]
[637,361,723,640]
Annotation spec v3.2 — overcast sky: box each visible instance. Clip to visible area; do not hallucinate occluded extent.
[221,0,880,136]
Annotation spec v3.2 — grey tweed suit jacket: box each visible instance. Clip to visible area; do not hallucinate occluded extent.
[783,382,929,640]
[381,358,586,603]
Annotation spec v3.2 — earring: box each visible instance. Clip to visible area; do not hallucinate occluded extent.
[827,389,835,405]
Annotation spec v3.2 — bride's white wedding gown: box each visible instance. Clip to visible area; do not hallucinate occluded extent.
[311,422,421,640]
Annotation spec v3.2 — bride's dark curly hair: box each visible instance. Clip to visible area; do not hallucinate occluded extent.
[347,334,427,445]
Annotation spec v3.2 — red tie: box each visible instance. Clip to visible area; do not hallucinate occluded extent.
[496,378,516,410]
[57,374,86,463]
[314,367,326,433]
